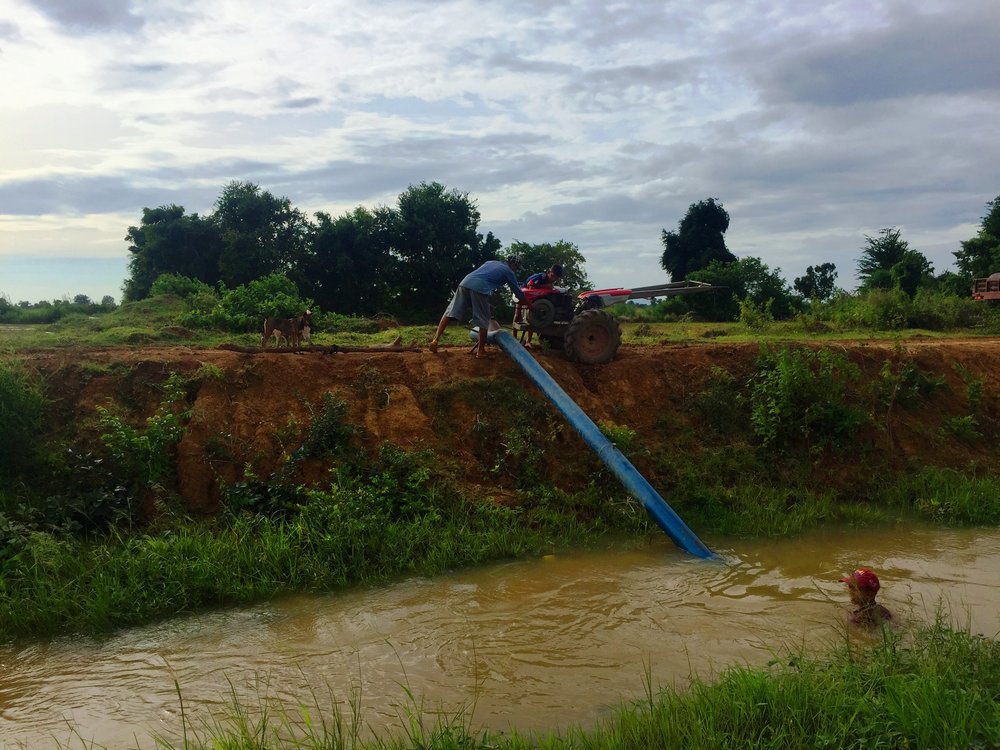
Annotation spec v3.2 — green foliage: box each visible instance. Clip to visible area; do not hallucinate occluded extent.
[223,392,357,517]
[149,273,215,300]
[953,195,1000,279]
[320,311,381,333]
[423,377,557,487]
[180,273,315,332]
[857,227,933,294]
[30,447,136,534]
[690,367,748,434]
[875,355,946,409]
[884,467,1000,524]
[597,420,637,451]
[940,415,981,442]
[97,373,191,489]
[814,288,991,331]
[124,205,222,301]
[749,346,869,451]
[824,288,910,330]
[952,361,984,410]
[0,446,642,640]
[793,262,838,301]
[505,239,592,291]
[381,181,498,322]
[688,256,798,321]
[737,296,774,330]
[214,181,310,289]
[298,206,391,316]
[0,358,46,478]
[661,198,736,281]
[294,393,356,461]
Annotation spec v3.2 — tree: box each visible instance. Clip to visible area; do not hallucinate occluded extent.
[891,254,933,297]
[856,228,932,291]
[299,207,393,316]
[953,195,1000,280]
[123,205,222,301]
[381,182,499,321]
[214,181,310,289]
[660,198,737,281]
[72,294,92,306]
[505,240,591,291]
[688,256,798,321]
[793,263,838,301]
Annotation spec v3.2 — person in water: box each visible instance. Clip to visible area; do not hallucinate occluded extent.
[840,567,892,626]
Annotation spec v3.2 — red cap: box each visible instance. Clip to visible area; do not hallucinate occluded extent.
[840,567,880,592]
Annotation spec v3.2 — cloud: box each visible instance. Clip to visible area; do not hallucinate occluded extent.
[1,0,998,302]
[0,20,21,41]
[755,7,1000,106]
[25,0,144,33]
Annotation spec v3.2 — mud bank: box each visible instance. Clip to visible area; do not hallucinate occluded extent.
[18,338,1000,513]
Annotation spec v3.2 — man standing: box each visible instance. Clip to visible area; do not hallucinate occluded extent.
[429,256,527,358]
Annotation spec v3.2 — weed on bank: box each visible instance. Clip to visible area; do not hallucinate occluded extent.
[125,619,1000,749]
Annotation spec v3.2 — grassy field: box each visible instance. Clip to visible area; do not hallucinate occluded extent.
[3,292,996,352]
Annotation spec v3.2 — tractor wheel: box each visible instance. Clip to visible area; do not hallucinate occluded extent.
[564,309,621,364]
[526,298,557,328]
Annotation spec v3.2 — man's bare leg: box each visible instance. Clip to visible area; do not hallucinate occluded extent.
[429,315,450,353]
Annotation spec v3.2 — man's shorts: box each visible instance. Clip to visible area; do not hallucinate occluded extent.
[443,285,491,331]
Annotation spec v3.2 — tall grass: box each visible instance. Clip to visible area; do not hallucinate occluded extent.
[0,358,46,478]
[129,619,1000,749]
[882,466,1000,525]
[0,470,646,641]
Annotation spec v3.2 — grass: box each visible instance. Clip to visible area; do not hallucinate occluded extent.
[115,618,1000,749]
[2,293,991,353]
[0,469,648,641]
[3,464,997,643]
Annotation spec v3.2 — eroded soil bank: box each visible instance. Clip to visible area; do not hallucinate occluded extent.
[18,338,1000,515]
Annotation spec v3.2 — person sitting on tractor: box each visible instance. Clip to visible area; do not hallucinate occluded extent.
[525,264,563,289]
[429,255,527,358]
[840,567,892,627]
[521,264,563,349]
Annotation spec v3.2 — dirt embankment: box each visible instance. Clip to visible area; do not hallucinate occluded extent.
[20,338,1000,513]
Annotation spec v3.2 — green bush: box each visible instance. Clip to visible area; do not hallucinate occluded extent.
[97,372,191,490]
[0,359,46,478]
[737,296,774,331]
[178,273,315,332]
[749,346,869,451]
[149,273,214,300]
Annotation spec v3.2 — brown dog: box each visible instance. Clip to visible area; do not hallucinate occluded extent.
[261,310,313,349]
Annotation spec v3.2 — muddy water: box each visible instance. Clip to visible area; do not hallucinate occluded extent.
[3,524,1000,749]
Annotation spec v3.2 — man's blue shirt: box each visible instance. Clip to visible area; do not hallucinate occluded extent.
[460,261,526,301]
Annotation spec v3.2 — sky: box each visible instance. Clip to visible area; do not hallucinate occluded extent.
[1,0,998,304]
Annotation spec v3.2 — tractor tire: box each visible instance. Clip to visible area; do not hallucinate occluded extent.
[564,309,621,364]
[526,298,557,328]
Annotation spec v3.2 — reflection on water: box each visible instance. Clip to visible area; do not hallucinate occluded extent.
[2,524,999,748]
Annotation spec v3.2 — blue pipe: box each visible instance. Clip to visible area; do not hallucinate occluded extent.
[486,328,716,559]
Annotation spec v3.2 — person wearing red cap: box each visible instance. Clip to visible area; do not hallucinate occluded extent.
[840,567,892,626]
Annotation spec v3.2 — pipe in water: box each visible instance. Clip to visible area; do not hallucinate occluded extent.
[479,326,716,560]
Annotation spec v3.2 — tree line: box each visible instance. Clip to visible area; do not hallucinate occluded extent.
[119,182,999,326]
[122,180,589,324]
[656,195,1000,321]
